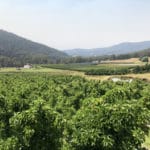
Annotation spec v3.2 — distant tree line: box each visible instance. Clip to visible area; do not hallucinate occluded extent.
[85,67,130,75]
[0,48,150,67]
[0,55,65,67]
[60,48,150,64]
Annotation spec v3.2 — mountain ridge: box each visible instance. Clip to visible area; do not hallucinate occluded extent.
[0,30,68,66]
[64,41,150,57]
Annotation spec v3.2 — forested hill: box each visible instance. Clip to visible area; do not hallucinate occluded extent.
[64,41,150,57]
[115,48,150,60]
[0,30,68,66]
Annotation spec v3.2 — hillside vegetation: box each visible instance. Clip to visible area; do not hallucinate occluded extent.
[115,48,150,60]
[0,30,68,66]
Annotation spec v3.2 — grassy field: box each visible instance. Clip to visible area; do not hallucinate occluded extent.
[0,67,110,80]
[41,63,135,71]
[40,63,150,81]
[101,57,143,64]
[1,65,150,81]
[0,67,83,74]
[40,58,145,72]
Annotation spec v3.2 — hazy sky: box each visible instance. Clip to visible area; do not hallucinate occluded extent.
[0,0,150,50]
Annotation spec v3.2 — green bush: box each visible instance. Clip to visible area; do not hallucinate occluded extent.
[140,56,149,63]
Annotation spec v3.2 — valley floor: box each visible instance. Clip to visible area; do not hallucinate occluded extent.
[1,67,150,82]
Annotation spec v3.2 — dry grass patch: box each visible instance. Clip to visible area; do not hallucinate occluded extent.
[101,58,143,65]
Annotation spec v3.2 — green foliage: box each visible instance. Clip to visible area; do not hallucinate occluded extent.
[71,99,149,150]
[133,64,150,73]
[43,63,150,75]
[0,73,149,149]
[85,67,130,75]
[9,99,62,150]
[42,63,131,73]
[116,49,150,60]
[85,64,150,75]
[140,56,149,63]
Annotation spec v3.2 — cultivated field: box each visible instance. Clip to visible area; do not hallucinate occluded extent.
[0,64,150,149]
[1,63,150,81]
[0,73,149,149]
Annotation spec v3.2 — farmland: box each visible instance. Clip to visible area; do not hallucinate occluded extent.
[1,0,150,149]
[0,63,150,149]
[41,63,133,72]
[1,63,150,81]
[0,73,149,149]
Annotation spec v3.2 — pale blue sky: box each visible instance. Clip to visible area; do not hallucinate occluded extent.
[0,0,150,49]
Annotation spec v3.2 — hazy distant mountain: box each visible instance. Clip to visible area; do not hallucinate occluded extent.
[116,47,150,60]
[64,41,150,57]
[0,30,68,66]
